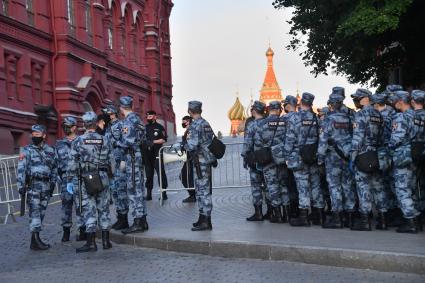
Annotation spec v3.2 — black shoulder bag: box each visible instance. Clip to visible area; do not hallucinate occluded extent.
[208,133,226,159]
[355,114,382,173]
[254,121,278,166]
[82,143,105,196]
[411,116,425,166]
[300,114,319,165]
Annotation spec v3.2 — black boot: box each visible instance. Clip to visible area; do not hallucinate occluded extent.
[30,232,49,251]
[351,213,372,231]
[246,205,263,221]
[76,226,87,241]
[193,213,202,227]
[112,213,129,230]
[141,215,149,231]
[61,227,71,242]
[309,207,325,226]
[270,206,284,223]
[343,211,354,228]
[182,195,196,203]
[76,232,97,253]
[122,218,145,234]
[207,216,213,230]
[416,216,423,232]
[322,212,343,229]
[191,215,210,231]
[281,205,289,223]
[289,209,310,227]
[396,218,418,233]
[387,208,404,227]
[161,192,168,200]
[375,212,388,230]
[289,200,299,218]
[263,203,272,220]
[146,188,152,201]
[102,230,112,250]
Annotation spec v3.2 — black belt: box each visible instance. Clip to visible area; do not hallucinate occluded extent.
[32,176,50,182]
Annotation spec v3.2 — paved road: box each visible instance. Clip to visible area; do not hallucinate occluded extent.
[0,204,424,283]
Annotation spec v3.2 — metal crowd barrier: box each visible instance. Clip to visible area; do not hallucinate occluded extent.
[0,155,60,224]
[158,142,250,205]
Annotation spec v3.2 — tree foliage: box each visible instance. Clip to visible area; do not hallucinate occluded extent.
[272,0,425,89]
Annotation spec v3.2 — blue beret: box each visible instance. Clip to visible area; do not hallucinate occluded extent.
[63,117,77,126]
[318,107,329,115]
[411,90,425,102]
[385,85,403,94]
[394,91,410,103]
[252,101,266,113]
[332,86,345,98]
[371,93,386,104]
[188,101,202,112]
[120,96,133,107]
[268,101,282,110]
[301,92,315,105]
[351,88,371,99]
[284,95,298,106]
[82,111,98,123]
[31,124,46,133]
[328,93,344,104]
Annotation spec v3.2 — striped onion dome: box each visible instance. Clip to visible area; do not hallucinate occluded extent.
[228,97,246,121]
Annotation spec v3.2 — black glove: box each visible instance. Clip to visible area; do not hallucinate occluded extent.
[49,183,56,197]
[243,160,248,170]
[18,187,26,195]
[328,138,335,146]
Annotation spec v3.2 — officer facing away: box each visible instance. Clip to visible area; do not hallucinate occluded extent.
[181,115,196,203]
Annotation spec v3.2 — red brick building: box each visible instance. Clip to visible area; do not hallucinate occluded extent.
[0,0,175,154]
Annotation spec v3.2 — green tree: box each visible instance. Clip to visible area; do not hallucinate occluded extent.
[272,0,425,89]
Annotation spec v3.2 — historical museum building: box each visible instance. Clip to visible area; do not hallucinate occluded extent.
[0,0,175,154]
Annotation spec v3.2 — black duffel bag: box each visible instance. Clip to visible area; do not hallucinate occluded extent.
[253,147,273,166]
[208,136,226,159]
[355,150,380,173]
[300,143,318,165]
[411,141,425,165]
[82,171,104,196]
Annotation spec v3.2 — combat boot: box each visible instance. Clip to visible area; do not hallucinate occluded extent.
[396,218,418,233]
[289,209,310,227]
[387,208,404,227]
[192,213,202,227]
[141,215,149,231]
[375,212,388,230]
[102,230,112,250]
[343,211,354,228]
[146,188,153,201]
[112,213,129,230]
[161,192,168,200]
[191,215,210,231]
[263,203,272,220]
[246,205,263,221]
[76,226,87,241]
[61,227,71,242]
[270,206,284,223]
[76,232,97,253]
[416,215,423,232]
[289,200,299,219]
[322,212,343,229]
[121,218,145,234]
[182,195,196,203]
[351,213,371,231]
[281,205,289,223]
[30,232,49,251]
[309,207,325,226]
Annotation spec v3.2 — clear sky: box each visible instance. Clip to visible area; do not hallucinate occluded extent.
[170,0,372,135]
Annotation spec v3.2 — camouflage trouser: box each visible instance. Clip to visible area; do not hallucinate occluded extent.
[249,168,264,206]
[393,165,419,219]
[325,153,355,212]
[263,164,283,208]
[293,165,324,209]
[384,171,398,210]
[415,165,425,211]
[111,162,129,215]
[278,165,290,206]
[124,153,146,218]
[195,162,212,216]
[81,181,111,233]
[287,168,298,201]
[28,180,51,232]
[60,181,83,229]
[354,169,387,213]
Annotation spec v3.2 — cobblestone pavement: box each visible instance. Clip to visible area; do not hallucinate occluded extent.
[0,203,424,283]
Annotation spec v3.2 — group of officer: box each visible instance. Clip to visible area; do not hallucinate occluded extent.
[242,85,425,234]
[17,96,217,252]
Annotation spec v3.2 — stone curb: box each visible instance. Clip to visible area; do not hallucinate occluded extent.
[109,230,425,275]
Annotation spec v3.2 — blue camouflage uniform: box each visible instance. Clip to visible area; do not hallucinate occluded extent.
[318,93,355,213]
[17,125,57,232]
[55,117,84,229]
[285,93,324,210]
[115,97,147,219]
[67,112,113,233]
[184,101,216,217]
[351,89,386,215]
[389,91,419,219]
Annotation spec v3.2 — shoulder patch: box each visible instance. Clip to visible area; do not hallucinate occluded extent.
[122,127,129,134]
[392,123,398,131]
[353,123,357,129]
[83,139,103,145]
[19,153,25,161]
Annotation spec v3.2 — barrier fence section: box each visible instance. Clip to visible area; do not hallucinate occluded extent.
[0,155,60,224]
[158,142,250,205]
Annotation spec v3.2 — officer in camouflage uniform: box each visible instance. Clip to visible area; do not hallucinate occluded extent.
[390,91,420,233]
[67,112,113,253]
[350,88,385,231]
[116,96,148,234]
[253,101,288,223]
[183,101,216,231]
[55,117,85,242]
[104,105,130,231]
[17,125,57,250]
[242,101,266,221]
[317,106,331,216]
[332,87,355,121]
[285,93,324,226]
[318,93,355,228]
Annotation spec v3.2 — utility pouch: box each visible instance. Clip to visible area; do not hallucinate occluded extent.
[300,143,318,165]
[82,171,104,196]
[411,141,425,165]
[254,147,273,166]
[355,150,379,173]
[208,136,226,159]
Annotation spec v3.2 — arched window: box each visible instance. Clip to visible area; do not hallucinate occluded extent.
[26,0,34,26]
[85,0,93,46]
[1,0,9,16]
[67,0,75,33]
[108,25,113,49]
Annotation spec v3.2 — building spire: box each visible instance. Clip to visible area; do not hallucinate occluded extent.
[260,44,282,105]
